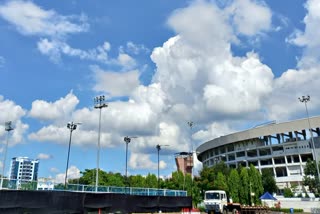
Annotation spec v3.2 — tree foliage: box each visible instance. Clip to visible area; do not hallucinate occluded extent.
[248,164,263,205]
[303,159,320,194]
[227,168,240,203]
[239,167,250,205]
[261,168,277,194]
[214,172,228,191]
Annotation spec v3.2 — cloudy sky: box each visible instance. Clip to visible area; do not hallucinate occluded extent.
[0,0,319,183]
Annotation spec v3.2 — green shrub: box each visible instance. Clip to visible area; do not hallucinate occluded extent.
[283,187,294,197]
[270,207,304,213]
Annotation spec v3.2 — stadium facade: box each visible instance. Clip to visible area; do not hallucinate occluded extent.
[196,116,320,190]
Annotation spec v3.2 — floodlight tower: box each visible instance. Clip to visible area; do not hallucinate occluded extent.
[0,121,14,190]
[64,122,81,189]
[156,144,169,195]
[94,95,108,192]
[124,136,137,192]
[299,95,320,181]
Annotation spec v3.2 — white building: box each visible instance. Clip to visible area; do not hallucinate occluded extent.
[37,177,54,190]
[10,157,39,187]
[196,116,320,190]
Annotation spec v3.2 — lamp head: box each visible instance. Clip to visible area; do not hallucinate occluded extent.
[124,136,131,143]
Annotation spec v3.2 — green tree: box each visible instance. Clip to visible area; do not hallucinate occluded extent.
[213,161,230,178]
[303,159,320,194]
[145,173,157,188]
[228,168,240,203]
[79,168,111,186]
[164,171,185,190]
[198,166,215,192]
[214,172,228,191]
[248,164,263,205]
[239,167,250,205]
[283,187,294,197]
[79,169,96,185]
[261,168,277,194]
[192,176,202,208]
[130,174,146,188]
[105,172,125,186]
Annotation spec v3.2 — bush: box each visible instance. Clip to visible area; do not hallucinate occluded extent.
[283,188,294,197]
[270,207,304,213]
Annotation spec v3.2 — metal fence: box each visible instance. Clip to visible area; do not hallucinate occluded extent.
[0,178,187,197]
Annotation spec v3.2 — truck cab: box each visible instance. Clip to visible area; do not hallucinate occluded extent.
[203,190,228,214]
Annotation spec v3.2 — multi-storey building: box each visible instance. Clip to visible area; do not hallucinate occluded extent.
[175,152,193,175]
[196,116,320,190]
[10,157,39,187]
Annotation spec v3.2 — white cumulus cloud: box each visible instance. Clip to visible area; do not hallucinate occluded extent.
[92,66,140,97]
[29,92,79,122]
[0,0,88,37]
[54,165,80,183]
[229,0,272,36]
[37,153,53,160]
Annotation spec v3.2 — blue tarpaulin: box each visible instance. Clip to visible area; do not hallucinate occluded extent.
[259,192,277,200]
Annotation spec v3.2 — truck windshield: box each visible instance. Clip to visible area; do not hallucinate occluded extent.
[206,192,220,199]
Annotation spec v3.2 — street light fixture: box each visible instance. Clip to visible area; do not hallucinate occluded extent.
[0,121,14,190]
[64,122,81,189]
[94,95,108,192]
[156,144,169,196]
[298,95,320,181]
[124,136,137,193]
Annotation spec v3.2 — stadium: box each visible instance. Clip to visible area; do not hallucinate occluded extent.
[196,116,320,192]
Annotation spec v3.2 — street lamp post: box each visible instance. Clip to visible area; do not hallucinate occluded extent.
[156,144,169,196]
[187,121,194,179]
[299,95,320,181]
[64,122,80,189]
[187,121,194,208]
[124,136,137,193]
[156,144,169,213]
[94,95,108,192]
[0,121,14,190]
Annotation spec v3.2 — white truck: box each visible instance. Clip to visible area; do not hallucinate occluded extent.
[203,190,269,214]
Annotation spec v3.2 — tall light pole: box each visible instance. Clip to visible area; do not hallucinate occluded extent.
[94,95,108,192]
[187,121,194,208]
[64,122,81,189]
[0,121,14,190]
[124,136,137,193]
[187,121,194,180]
[156,144,169,196]
[299,95,320,181]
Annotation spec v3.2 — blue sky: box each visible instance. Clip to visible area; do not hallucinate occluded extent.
[1,0,320,183]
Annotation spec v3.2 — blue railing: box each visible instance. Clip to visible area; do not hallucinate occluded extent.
[59,183,187,196]
[0,178,187,197]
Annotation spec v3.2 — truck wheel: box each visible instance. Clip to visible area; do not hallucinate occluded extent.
[223,209,228,214]
[232,208,238,214]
